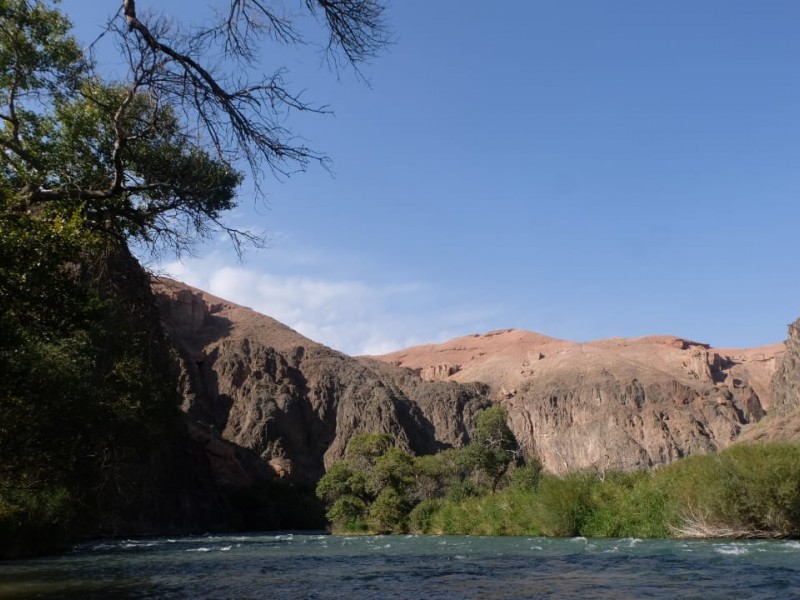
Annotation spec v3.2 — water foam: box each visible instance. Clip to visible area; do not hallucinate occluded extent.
[714,545,749,556]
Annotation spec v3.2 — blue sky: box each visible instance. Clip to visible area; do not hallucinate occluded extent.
[62,1,800,354]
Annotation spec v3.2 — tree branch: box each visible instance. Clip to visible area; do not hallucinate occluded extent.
[120,3,327,188]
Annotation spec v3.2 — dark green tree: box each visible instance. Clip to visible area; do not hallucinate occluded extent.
[316,433,415,533]
[315,461,369,527]
[0,187,183,556]
[316,408,528,533]
[1,0,388,555]
[463,405,520,492]
[346,432,393,470]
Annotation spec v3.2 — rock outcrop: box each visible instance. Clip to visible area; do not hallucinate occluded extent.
[770,318,800,414]
[375,330,783,474]
[153,279,491,486]
[738,318,800,443]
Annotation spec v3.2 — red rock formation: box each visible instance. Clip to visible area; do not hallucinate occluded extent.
[373,330,783,474]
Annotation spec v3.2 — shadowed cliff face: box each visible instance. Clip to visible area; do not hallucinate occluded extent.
[153,279,491,486]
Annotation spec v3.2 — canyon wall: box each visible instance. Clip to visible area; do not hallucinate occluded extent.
[155,279,790,481]
[738,318,800,443]
[154,279,491,486]
[376,330,783,474]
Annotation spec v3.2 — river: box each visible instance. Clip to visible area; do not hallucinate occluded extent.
[1,533,799,599]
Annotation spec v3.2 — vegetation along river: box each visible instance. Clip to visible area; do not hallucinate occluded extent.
[1,533,799,599]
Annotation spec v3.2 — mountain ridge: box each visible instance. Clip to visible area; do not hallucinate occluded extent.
[372,327,782,408]
[154,277,792,479]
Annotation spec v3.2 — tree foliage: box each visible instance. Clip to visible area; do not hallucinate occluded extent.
[463,405,520,492]
[2,0,388,256]
[0,187,184,556]
[316,432,414,533]
[1,0,389,556]
[316,407,530,533]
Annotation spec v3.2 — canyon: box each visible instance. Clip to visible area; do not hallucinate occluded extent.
[154,278,798,484]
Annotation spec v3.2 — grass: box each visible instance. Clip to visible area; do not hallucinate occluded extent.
[412,443,800,539]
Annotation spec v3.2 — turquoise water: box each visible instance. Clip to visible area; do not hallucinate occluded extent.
[2,533,800,599]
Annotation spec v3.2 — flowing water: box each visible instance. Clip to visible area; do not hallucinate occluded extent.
[2,533,800,599]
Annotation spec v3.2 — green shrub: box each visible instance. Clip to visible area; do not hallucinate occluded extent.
[532,473,595,536]
[370,487,411,533]
[317,418,800,539]
[580,470,670,538]
[656,443,800,537]
[509,462,543,492]
[328,495,368,526]
[446,479,483,503]
[0,485,74,559]
[408,499,441,533]
[340,518,371,533]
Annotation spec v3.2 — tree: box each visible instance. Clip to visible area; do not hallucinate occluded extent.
[0,182,187,556]
[464,405,520,492]
[316,433,415,532]
[0,0,389,555]
[346,432,393,470]
[315,461,369,527]
[1,0,388,257]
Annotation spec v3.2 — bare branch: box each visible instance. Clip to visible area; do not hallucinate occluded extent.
[110,85,138,193]
[120,4,328,192]
[216,0,303,59]
[309,0,389,68]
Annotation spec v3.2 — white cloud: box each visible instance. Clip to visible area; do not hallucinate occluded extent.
[159,255,496,356]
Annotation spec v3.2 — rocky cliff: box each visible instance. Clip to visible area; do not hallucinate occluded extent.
[155,279,789,481]
[153,279,491,487]
[375,330,783,474]
[738,318,800,443]
[770,318,800,413]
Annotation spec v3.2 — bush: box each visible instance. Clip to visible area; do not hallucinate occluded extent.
[532,473,595,536]
[0,485,74,559]
[317,422,800,539]
[581,470,670,538]
[657,443,800,537]
[509,461,543,492]
[408,499,441,533]
[328,496,368,526]
[316,407,526,533]
[370,487,411,533]
[446,480,483,503]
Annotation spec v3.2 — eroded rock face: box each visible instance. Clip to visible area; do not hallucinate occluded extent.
[420,363,461,381]
[738,318,800,443]
[506,372,762,475]
[155,277,786,481]
[771,318,800,414]
[154,279,490,486]
[374,330,782,474]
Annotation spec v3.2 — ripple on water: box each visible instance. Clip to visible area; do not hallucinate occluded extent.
[714,545,750,556]
[3,535,800,600]
[783,540,800,551]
